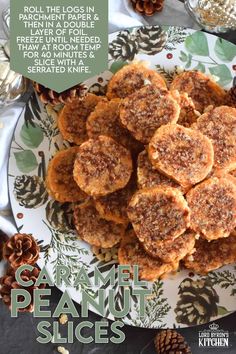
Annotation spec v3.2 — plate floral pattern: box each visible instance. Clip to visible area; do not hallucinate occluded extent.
[8,26,236,328]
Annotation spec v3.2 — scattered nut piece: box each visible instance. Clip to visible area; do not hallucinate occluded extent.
[59,314,68,325]
[57,346,69,354]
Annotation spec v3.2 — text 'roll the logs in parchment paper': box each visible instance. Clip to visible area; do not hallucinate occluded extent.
[10,0,108,91]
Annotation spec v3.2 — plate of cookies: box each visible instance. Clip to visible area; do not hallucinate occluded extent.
[8,26,236,328]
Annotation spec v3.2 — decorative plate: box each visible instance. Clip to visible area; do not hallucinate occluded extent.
[8,26,236,328]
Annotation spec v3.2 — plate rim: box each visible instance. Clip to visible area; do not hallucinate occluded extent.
[7,25,236,329]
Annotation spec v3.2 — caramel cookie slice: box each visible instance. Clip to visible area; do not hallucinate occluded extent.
[94,179,136,225]
[58,94,105,145]
[118,229,178,281]
[171,90,199,127]
[46,147,86,203]
[137,150,187,193]
[170,71,226,113]
[120,85,180,144]
[193,106,236,172]
[228,171,236,203]
[73,201,125,248]
[106,62,167,99]
[86,98,143,155]
[127,186,190,249]
[187,177,236,240]
[149,124,214,188]
[144,230,196,263]
[213,169,236,186]
[184,235,236,274]
[73,135,133,197]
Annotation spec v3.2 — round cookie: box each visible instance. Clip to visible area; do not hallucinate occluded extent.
[94,179,136,225]
[58,94,105,145]
[86,98,143,155]
[143,230,196,263]
[127,186,190,249]
[73,200,125,248]
[148,124,214,188]
[106,62,167,99]
[187,177,236,240]
[229,171,236,212]
[171,90,199,127]
[170,70,226,113]
[193,106,236,172]
[184,235,236,275]
[213,170,236,186]
[120,85,180,144]
[118,229,178,281]
[137,150,187,194]
[46,147,86,203]
[73,135,133,197]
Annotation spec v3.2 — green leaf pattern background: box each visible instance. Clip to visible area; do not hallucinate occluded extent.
[181,31,235,86]
[8,27,236,328]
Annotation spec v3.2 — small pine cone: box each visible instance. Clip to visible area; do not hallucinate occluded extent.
[0,267,45,312]
[33,82,87,106]
[45,200,74,232]
[14,175,48,209]
[131,0,164,16]
[3,233,40,269]
[136,26,167,55]
[175,278,219,325]
[154,329,192,354]
[0,230,8,261]
[109,30,138,61]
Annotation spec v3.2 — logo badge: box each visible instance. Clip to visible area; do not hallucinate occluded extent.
[199,322,229,348]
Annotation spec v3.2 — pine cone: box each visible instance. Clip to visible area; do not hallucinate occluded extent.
[0,230,8,261]
[91,245,119,263]
[109,30,138,61]
[3,233,40,269]
[0,267,45,312]
[154,329,192,354]
[46,200,74,232]
[175,278,219,325]
[136,26,167,55]
[14,175,48,209]
[130,0,164,16]
[33,82,87,106]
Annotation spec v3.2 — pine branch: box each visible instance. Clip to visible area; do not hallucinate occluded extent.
[164,27,188,51]
[155,65,174,84]
[208,270,236,288]
[132,281,170,328]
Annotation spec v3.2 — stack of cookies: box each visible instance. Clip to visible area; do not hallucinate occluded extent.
[46,62,236,281]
